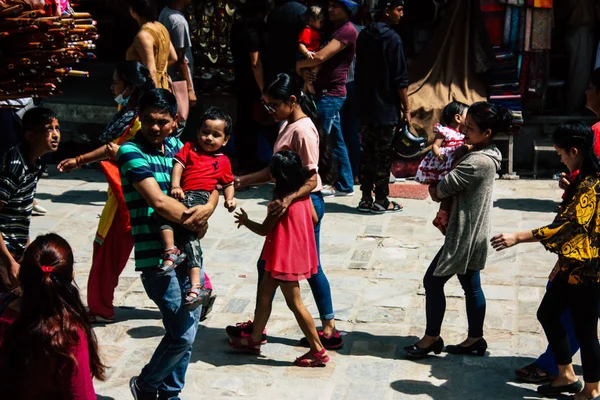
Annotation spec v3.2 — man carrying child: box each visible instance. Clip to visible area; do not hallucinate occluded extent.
[117,89,220,400]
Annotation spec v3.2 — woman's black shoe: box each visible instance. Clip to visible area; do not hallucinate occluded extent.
[445,338,488,356]
[404,337,444,359]
[537,380,583,397]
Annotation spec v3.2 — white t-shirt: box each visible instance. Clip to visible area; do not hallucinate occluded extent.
[159,7,194,85]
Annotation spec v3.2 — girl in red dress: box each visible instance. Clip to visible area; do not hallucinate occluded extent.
[230,150,329,367]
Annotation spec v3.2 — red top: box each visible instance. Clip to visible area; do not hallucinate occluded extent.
[174,142,234,192]
[0,304,97,399]
[262,196,319,281]
[298,26,321,52]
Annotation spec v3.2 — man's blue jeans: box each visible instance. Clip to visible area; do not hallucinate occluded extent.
[137,265,202,399]
[257,192,335,320]
[317,95,354,193]
[535,280,580,375]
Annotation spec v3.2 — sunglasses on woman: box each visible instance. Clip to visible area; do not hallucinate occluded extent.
[262,100,283,113]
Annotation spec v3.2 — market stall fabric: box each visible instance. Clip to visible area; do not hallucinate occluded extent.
[407,0,489,144]
[0,0,97,103]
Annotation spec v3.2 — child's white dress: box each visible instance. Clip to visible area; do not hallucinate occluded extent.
[415,124,465,184]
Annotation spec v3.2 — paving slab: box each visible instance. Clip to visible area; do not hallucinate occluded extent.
[29,168,577,400]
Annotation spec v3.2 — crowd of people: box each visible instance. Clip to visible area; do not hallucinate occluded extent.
[0,0,599,399]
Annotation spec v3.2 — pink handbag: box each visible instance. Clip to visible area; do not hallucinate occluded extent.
[170,79,189,122]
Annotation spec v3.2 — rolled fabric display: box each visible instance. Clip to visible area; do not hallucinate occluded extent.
[69,12,92,18]
[66,69,88,77]
[19,10,47,18]
[0,5,24,17]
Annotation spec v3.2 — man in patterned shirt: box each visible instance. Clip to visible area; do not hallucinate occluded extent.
[0,107,60,292]
[117,89,218,400]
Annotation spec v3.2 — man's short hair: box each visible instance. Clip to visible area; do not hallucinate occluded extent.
[139,88,178,118]
[200,106,233,137]
[21,107,57,132]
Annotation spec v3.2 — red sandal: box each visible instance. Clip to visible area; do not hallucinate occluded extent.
[294,347,330,367]
[228,335,262,355]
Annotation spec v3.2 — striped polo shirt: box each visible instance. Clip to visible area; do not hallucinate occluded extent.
[117,135,183,270]
[0,145,42,258]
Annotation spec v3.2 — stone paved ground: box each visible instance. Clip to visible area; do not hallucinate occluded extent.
[31,168,577,400]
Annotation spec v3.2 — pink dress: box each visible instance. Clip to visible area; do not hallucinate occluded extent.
[262,197,319,281]
[415,124,465,184]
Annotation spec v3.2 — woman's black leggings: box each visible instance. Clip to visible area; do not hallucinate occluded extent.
[537,277,600,382]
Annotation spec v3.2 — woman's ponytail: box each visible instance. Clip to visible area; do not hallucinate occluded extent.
[115,60,157,106]
[264,73,338,185]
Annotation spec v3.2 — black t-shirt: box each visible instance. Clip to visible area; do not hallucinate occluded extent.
[263,1,307,82]
[230,19,264,99]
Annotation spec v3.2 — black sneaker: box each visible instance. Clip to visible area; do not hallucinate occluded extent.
[129,376,157,400]
[225,320,268,344]
[299,331,343,350]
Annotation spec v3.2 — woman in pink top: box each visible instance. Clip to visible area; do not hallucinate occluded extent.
[0,233,105,399]
[226,73,344,352]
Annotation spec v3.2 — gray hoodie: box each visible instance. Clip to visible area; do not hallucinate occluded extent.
[435,145,502,276]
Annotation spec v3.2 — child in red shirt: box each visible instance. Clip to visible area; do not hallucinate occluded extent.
[298,5,325,94]
[159,107,236,310]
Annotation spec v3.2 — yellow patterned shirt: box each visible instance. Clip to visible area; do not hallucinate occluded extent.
[532,174,600,285]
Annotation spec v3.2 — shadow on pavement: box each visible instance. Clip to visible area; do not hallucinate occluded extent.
[36,189,108,204]
[494,198,559,213]
[115,307,163,322]
[390,354,541,399]
[189,326,293,368]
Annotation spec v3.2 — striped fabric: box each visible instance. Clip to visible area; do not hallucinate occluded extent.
[117,135,182,270]
[0,145,42,258]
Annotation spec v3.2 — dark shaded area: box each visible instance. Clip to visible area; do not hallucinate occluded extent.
[494,198,559,213]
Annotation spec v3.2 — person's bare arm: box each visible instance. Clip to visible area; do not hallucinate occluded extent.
[135,30,159,86]
[132,177,217,234]
[174,48,196,107]
[234,208,278,236]
[168,41,178,66]
[296,39,346,69]
[57,145,109,173]
[299,43,314,59]
[432,134,445,159]
[268,171,317,217]
[0,203,19,285]
[491,230,537,251]
[397,87,411,126]
[236,167,271,188]
[170,162,185,200]
[250,51,265,94]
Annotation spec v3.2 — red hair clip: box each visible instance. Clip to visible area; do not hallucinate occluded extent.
[40,265,54,273]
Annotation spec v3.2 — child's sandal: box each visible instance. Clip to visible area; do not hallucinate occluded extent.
[183,284,205,311]
[294,347,330,367]
[158,247,186,275]
[227,335,262,354]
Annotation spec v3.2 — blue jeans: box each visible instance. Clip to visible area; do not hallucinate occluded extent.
[138,266,202,399]
[257,192,335,320]
[423,249,487,338]
[317,95,354,193]
[340,82,361,178]
[536,280,581,375]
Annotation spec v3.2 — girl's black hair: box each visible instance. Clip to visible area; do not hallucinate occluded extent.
[115,60,156,106]
[553,122,600,207]
[263,73,337,185]
[128,0,157,21]
[441,101,469,126]
[590,68,600,90]
[270,151,309,199]
[468,101,513,136]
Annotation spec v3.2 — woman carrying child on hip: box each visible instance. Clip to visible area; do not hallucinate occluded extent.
[298,5,325,95]
[157,107,236,313]
[416,101,469,234]
[231,150,329,367]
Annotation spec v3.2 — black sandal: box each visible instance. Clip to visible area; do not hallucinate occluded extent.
[371,199,403,214]
[183,284,212,312]
[357,199,373,213]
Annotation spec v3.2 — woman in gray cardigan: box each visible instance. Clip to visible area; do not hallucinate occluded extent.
[404,102,511,358]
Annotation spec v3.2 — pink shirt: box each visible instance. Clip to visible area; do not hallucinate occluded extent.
[274,117,323,192]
